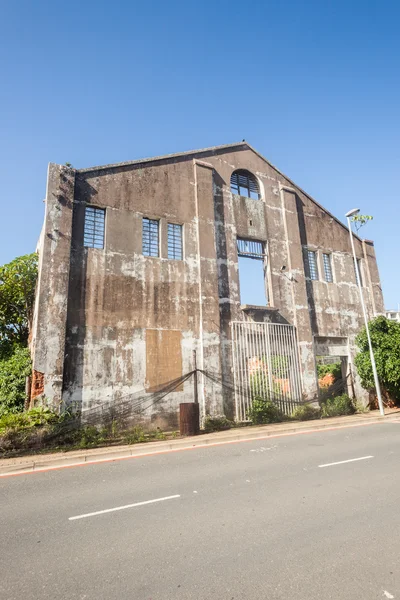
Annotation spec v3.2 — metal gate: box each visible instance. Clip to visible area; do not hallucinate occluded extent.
[231,321,303,421]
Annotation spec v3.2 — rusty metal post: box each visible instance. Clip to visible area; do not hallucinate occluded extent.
[179,403,200,436]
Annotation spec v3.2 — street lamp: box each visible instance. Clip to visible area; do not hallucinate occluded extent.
[345,208,384,416]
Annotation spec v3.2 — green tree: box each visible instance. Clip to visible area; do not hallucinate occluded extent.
[0,346,31,415]
[0,253,38,357]
[355,316,400,402]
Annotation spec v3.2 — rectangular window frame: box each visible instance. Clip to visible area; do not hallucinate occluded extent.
[322,253,333,283]
[237,238,265,260]
[307,249,319,281]
[167,223,183,260]
[83,206,106,249]
[142,217,160,258]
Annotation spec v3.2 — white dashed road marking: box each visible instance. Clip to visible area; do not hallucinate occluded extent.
[318,456,374,468]
[69,494,181,521]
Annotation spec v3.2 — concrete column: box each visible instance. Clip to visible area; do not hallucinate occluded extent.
[31,163,75,409]
[193,160,224,418]
[279,188,319,400]
[362,239,384,316]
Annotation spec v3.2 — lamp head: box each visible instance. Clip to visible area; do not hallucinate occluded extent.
[345,208,360,218]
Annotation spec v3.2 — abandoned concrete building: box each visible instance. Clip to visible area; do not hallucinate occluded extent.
[29,142,384,427]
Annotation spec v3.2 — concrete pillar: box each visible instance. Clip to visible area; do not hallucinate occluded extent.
[30,164,75,409]
[280,188,319,400]
[193,160,224,418]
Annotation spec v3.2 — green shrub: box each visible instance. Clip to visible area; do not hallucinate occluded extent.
[320,394,355,417]
[203,415,233,432]
[0,406,59,434]
[76,426,102,448]
[355,316,400,402]
[0,346,31,416]
[292,403,321,421]
[124,426,146,444]
[317,362,341,380]
[247,397,284,425]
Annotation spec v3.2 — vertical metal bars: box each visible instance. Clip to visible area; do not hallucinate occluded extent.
[142,218,159,257]
[231,322,303,421]
[168,223,183,259]
[237,239,264,259]
[307,250,319,280]
[230,170,260,199]
[84,206,105,249]
[323,253,333,282]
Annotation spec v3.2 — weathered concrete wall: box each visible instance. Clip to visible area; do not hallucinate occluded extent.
[30,164,75,408]
[61,157,223,427]
[198,146,384,404]
[32,143,384,421]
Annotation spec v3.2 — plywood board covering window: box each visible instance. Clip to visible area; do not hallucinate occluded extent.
[145,329,183,392]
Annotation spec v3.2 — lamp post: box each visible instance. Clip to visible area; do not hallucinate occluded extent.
[345,208,384,416]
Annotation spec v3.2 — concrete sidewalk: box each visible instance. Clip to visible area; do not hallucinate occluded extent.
[1,409,399,476]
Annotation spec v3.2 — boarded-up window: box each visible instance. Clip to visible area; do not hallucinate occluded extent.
[145,329,183,392]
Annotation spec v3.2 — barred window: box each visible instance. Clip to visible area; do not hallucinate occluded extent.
[307,250,319,280]
[323,253,333,282]
[230,170,260,199]
[83,206,105,249]
[168,223,183,260]
[237,238,264,259]
[142,218,159,257]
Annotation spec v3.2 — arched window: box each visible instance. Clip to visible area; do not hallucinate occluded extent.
[230,169,260,199]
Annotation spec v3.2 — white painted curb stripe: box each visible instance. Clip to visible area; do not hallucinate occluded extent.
[318,455,374,468]
[69,494,181,520]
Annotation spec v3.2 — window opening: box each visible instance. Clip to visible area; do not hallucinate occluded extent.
[142,218,159,257]
[323,253,333,283]
[307,250,319,280]
[355,258,363,286]
[230,170,260,200]
[84,206,105,249]
[237,238,267,305]
[168,223,183,260]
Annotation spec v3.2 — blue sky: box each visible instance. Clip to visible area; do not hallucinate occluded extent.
[1,0,399,307]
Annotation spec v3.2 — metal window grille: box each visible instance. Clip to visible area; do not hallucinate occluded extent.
[83,206,105,249]
[237,238,264,259]
[355,258,363,286]
[231,321,303,421]
[230,170,260,199]
[323,253,333,282]
[142,218,159,257]
[307,250,319,280]
[168,223,183,259]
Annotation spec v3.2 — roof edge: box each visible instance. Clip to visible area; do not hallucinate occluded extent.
[77,142,247,174]
[241,142,365,244]
[76,140,367,244]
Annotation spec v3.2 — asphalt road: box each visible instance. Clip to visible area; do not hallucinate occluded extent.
[1,421,400,600]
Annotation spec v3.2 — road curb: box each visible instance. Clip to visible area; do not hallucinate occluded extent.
[1,411,398,477]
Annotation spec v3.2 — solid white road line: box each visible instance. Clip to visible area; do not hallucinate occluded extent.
[318,455,374,468]
[69,494,181,521]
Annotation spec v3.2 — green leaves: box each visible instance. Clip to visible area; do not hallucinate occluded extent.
[355,316,400,400]
[0,253,38,414]
[0,253,38,357]
[351,214,373,232]
[0,346,31,416]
